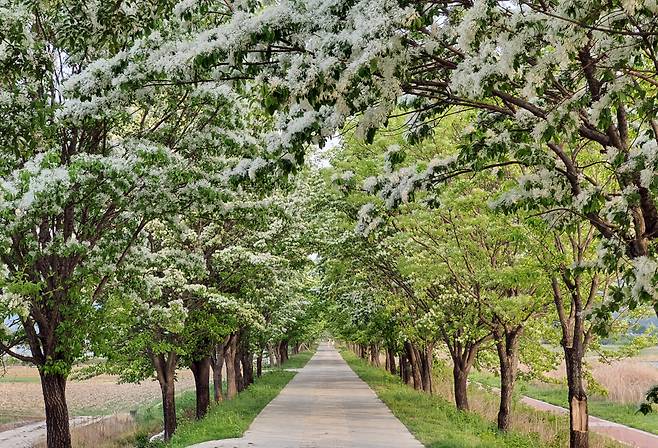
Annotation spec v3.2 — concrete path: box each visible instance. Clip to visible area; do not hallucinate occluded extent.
[0,416,109,448]
[189,342,423,448]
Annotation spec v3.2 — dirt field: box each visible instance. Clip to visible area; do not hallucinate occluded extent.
[0,365,195,430]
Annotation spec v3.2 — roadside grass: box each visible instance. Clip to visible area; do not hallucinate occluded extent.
[166,370,295,447]
[341,350,553,448]
[470,371,658,435]
[165,348,315,447]
[4,349,314,448]
[279,348,316,369]
[126,348,313,447]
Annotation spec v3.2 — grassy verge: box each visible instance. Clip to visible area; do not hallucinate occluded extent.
[341,350,552,448]
[0,376,41,383]
[166,370,295,448]
[470,371,658,435]
[149,348,314,447]
[279,347,316,369]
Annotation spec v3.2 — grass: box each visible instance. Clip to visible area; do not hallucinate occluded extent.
[132,348,315,447]
[0,375,41,383]
[470,371,658,436]
[5,349,314,447]
[279,349,316,369]
[166,370,295,447]
[341,350,552,448]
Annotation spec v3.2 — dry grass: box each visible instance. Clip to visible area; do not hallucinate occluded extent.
[431,368,622,448]
[592,360,658,403]
[32,414,148,448]
[540,358,658,404]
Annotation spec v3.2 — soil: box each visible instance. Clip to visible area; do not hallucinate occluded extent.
[0,365,195,425]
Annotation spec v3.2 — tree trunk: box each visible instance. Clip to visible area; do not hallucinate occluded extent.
[400,354,411,384]
[551,273,591,448]
[242,350,254,387]
[453,365,469,411]
[257,349,263,377]
[224,333,238,399]
[190,357,211,420]
[235,340,244,393]
[359,344,367,359]
[495,328,521,432]
[268,344,277,367]
[404,341,422,390]
[278,340,289,365]
[40,371,72,448]
[419,345,433,393]
[161,376,177,440]
[151,351,178,440]
[386,348,397,375]
[210,341,225,403]
[566,346,589,448]
[369,344,380,367]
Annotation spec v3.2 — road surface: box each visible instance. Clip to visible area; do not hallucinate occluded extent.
[189,342,423,448]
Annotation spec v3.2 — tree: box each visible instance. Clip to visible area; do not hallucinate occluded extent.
[0,2,277,445]
[395,178,550,428]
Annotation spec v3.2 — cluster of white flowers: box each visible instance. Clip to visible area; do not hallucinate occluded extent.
[0,291,29,318]
[146,299,188,333]
[495,167,568,208]
[631,256,658,302]
[355,202,382,236]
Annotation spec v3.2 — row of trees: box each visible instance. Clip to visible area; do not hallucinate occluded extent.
[311,124,654,447]
[0,2,321,446]
[2,0,658,447]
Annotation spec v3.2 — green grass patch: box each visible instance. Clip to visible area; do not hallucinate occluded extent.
[166,370,295,447]
[470,371,658,435]
[280,348,316,369]
[341,351,550,448]
[128,348,314,446]
[0,376,41,383]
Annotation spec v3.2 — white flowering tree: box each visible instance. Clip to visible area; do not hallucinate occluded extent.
[78,0,658,318]
[0,1,279,446]
[0,1,182,443]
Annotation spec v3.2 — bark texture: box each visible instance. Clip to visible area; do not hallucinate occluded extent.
[152,351,178,440]
[224,332,239,399]
[386,348,397,375]
[369,344,381,367]
[40,371,71,448]
[256,349,263,377]
[210,341,225,402]
[566,345,589,448]
[452,365,469,411]
[419,345,433,393]
[494,327,521,431]
[190,356,211,420]
[404,341,422,390]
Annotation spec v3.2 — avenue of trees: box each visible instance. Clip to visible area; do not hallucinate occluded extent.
[1,0,658,448]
